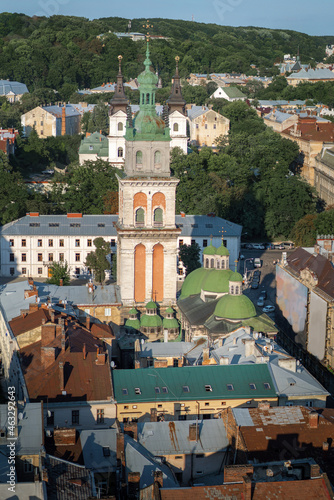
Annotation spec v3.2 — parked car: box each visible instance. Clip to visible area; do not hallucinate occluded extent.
[274,244,284,250]
[253,270,261,277]
[254,258,262,268]
[259,290,267,299]
[257,297,265,307]
[252,244,265,250]
[266,243,275,250]
[251,282,259,289]
[263,305,275,313]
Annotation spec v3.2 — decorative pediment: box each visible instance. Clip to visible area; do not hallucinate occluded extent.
[300,267,318,287]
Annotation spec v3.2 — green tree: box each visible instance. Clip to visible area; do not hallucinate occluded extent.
[314,208,334,235]
[85,237,111,284]
[0,151,27,224]
[290,214,317,246]
[46,261,71,286]
[179,243,201,276]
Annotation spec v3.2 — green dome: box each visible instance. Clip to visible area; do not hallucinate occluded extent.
[141,314,162,328]
[201,269,231,294]
[146,300,157,310]
[128,307,138,315]
[214,294,256,320]
[125,318,141,330]
[163,317,179,329]
[203,244,217,256]
[165,306,174,314]
[216,243,229,256]
[229,271,243,282]
[180,267,209,299]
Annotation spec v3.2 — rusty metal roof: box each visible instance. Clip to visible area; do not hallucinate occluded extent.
[9,308,50,336]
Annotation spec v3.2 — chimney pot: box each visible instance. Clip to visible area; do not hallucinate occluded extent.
[309,411,319,429]
[59,362,64,391]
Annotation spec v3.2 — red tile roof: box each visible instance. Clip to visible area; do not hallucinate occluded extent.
[9,309,50,337]
[282,118,334,143]
[91,322,114,338]
[20,323,112,402]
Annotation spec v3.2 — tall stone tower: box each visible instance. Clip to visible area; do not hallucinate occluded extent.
[116,43,180,307]
[108,55,129,165]
[167,56,188,153]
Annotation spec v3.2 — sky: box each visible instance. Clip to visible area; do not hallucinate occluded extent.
[4,0,333,37]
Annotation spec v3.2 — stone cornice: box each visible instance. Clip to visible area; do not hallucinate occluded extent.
[118,178,179,188]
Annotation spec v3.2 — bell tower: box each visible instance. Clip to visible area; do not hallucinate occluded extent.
[167,56,188,153]
[116,37,180,306]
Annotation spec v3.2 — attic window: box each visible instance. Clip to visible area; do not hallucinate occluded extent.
[135,387,141,395]
[70,223,81,228]
[98,223,105,227]
[249,383,256,390]
[49,223,59,227]
[264,382,271,390]
[122,388,128,395]
[178,224,183,228]
[29,223,40,227]
[191,223,198,228]
[227,384,234,391]
[103,447,110,457]
[205,224,213,228]
[89,145,93,150]
[183,385,190,393]
[205,385,212,392]
[162,387,168,393]
[154,387,160,394]
[288,378,296,386]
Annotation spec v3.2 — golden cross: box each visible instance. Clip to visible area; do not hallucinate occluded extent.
[219,227,226,242]
[143,20,153,41]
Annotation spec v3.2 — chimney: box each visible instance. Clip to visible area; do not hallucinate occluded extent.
[243,474,252,500]
[54,427,76,446]
[86,315,90,331]
[202,348,210,364]
[309,412,319,429]
[50,310,55,323]
[278,357,296,372]
[41,324,56,346]
[83,343,86,360]
[220,356,229,365]
[28,277,34,286]
[134,360,140,369]
[244,339,255,357]
[123,421,138,441]
[61,106,66,136]
[322,442,329,451]
[96,350,106,365]
[310,463,321,478]
[127,472,140,499]
[61,330,66,352]
[59,279,63,286]
[41,347,56,369]
[150,408,158,422]
[153,470,163,488]
[180,211,185,218]
[189,423,200,442]
[59,362,64,392]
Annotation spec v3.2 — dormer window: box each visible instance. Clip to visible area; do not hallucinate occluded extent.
[136,151,143,165]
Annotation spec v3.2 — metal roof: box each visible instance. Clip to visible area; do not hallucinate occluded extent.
[136,419,229,455]
[175,214,242,237]
[112,364,276,403]
[80,428,117,472]
[187,106,209,120]
[41,104,80,118]
[0,80,29,96]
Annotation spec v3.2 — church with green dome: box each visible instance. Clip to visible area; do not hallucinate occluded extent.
[178,241,277,342]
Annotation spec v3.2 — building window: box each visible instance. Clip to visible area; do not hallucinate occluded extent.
[111,239,116,247]
[47,411,54,426]
[59,239,64,247]
[203,239,207,247]
[135,388,141,395]
[136,151,143,164]
[89,145,93,151]
[211,258,214,268]
[24,459,33,474]
[9,239,14,247]
[122,388,128,395]
[48,239,53,247]
[227,384,234,391]
[22,268,27,274]
[75,253,80,262]
[205,385,212,392]
[87,239,92,247]
[75,268,80,275]
[118,147,123,157]
[155,387,161,394]
[205,124,207,129]
[9,253,14,262]
[75,239,80,247]
[48,253,53,262]
[162,387,168,393]
[21,254,26,262]
[179,239,184,247]
[38,268,42,275]
[135,208,145,226]
[173,359,179,367]
[10,268,14,276]
[97,409,104,424]
[173,123,179,132]
[38,253,42,262]
[196,124,199,129]
[191,239,195,245]
[213,124,216,129]
[72,410,79,425]
[249,383,256,390]
[105,308,111,316]
[21,239,26,247]
[37,239,42,247]
[118,122,123,131]
[182,385,190,393]
[154,207,163,226]
[59,253,64,262]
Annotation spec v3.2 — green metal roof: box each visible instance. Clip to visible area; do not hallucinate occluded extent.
[216,243,229,256]
[222,86,246,99]
[180,267,210,299]
[165,306,174,314]
[162,317,179,329]
[112,364,276,403]
[140,314,162,327]
[125,318,141,330]
[128,307,138,315]
[78,131,109,157]
[214,294,256,320]
[229,271,242,282]
[201,269,231,294]
[203,244,216,256]
[146,300,157,310]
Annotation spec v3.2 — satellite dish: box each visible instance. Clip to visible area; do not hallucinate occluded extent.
[18,412,23,421]
[110,361,115,368]
[47,410,52,417]
[141,339,144,345]
[46,430,52,437]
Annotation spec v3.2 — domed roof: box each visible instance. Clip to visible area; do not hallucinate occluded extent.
[179,267,209,299]
[229,271,243,282]
[216,243,229,256]
[165,306,174,314]
[125,318,141,330]
[163,317,179,329]
[201,269,231,294]
[203,244,216,256]
[146,300,157,310]
[214,294,256,320]
[141,314,162,328]
[128,307,138,315]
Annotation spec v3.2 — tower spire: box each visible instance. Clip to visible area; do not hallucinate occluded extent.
[167,55,186,116]
[110,54,128,115]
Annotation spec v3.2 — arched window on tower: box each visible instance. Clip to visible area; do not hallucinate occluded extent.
[235,286,239,294]
[142,94,144,105]
[136,151,143,165]
[221,260,225,269]
[154,151,161,164]
[205,259,209,268]
[153,207,163,227]
[173,123,179,132]
[230,285,234,295]
[118,122,123,131]
[135,208,145,227]
[118,147,123,158]
[211,258,214,268]
[217,260,220,269]
[146,93,150,104]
